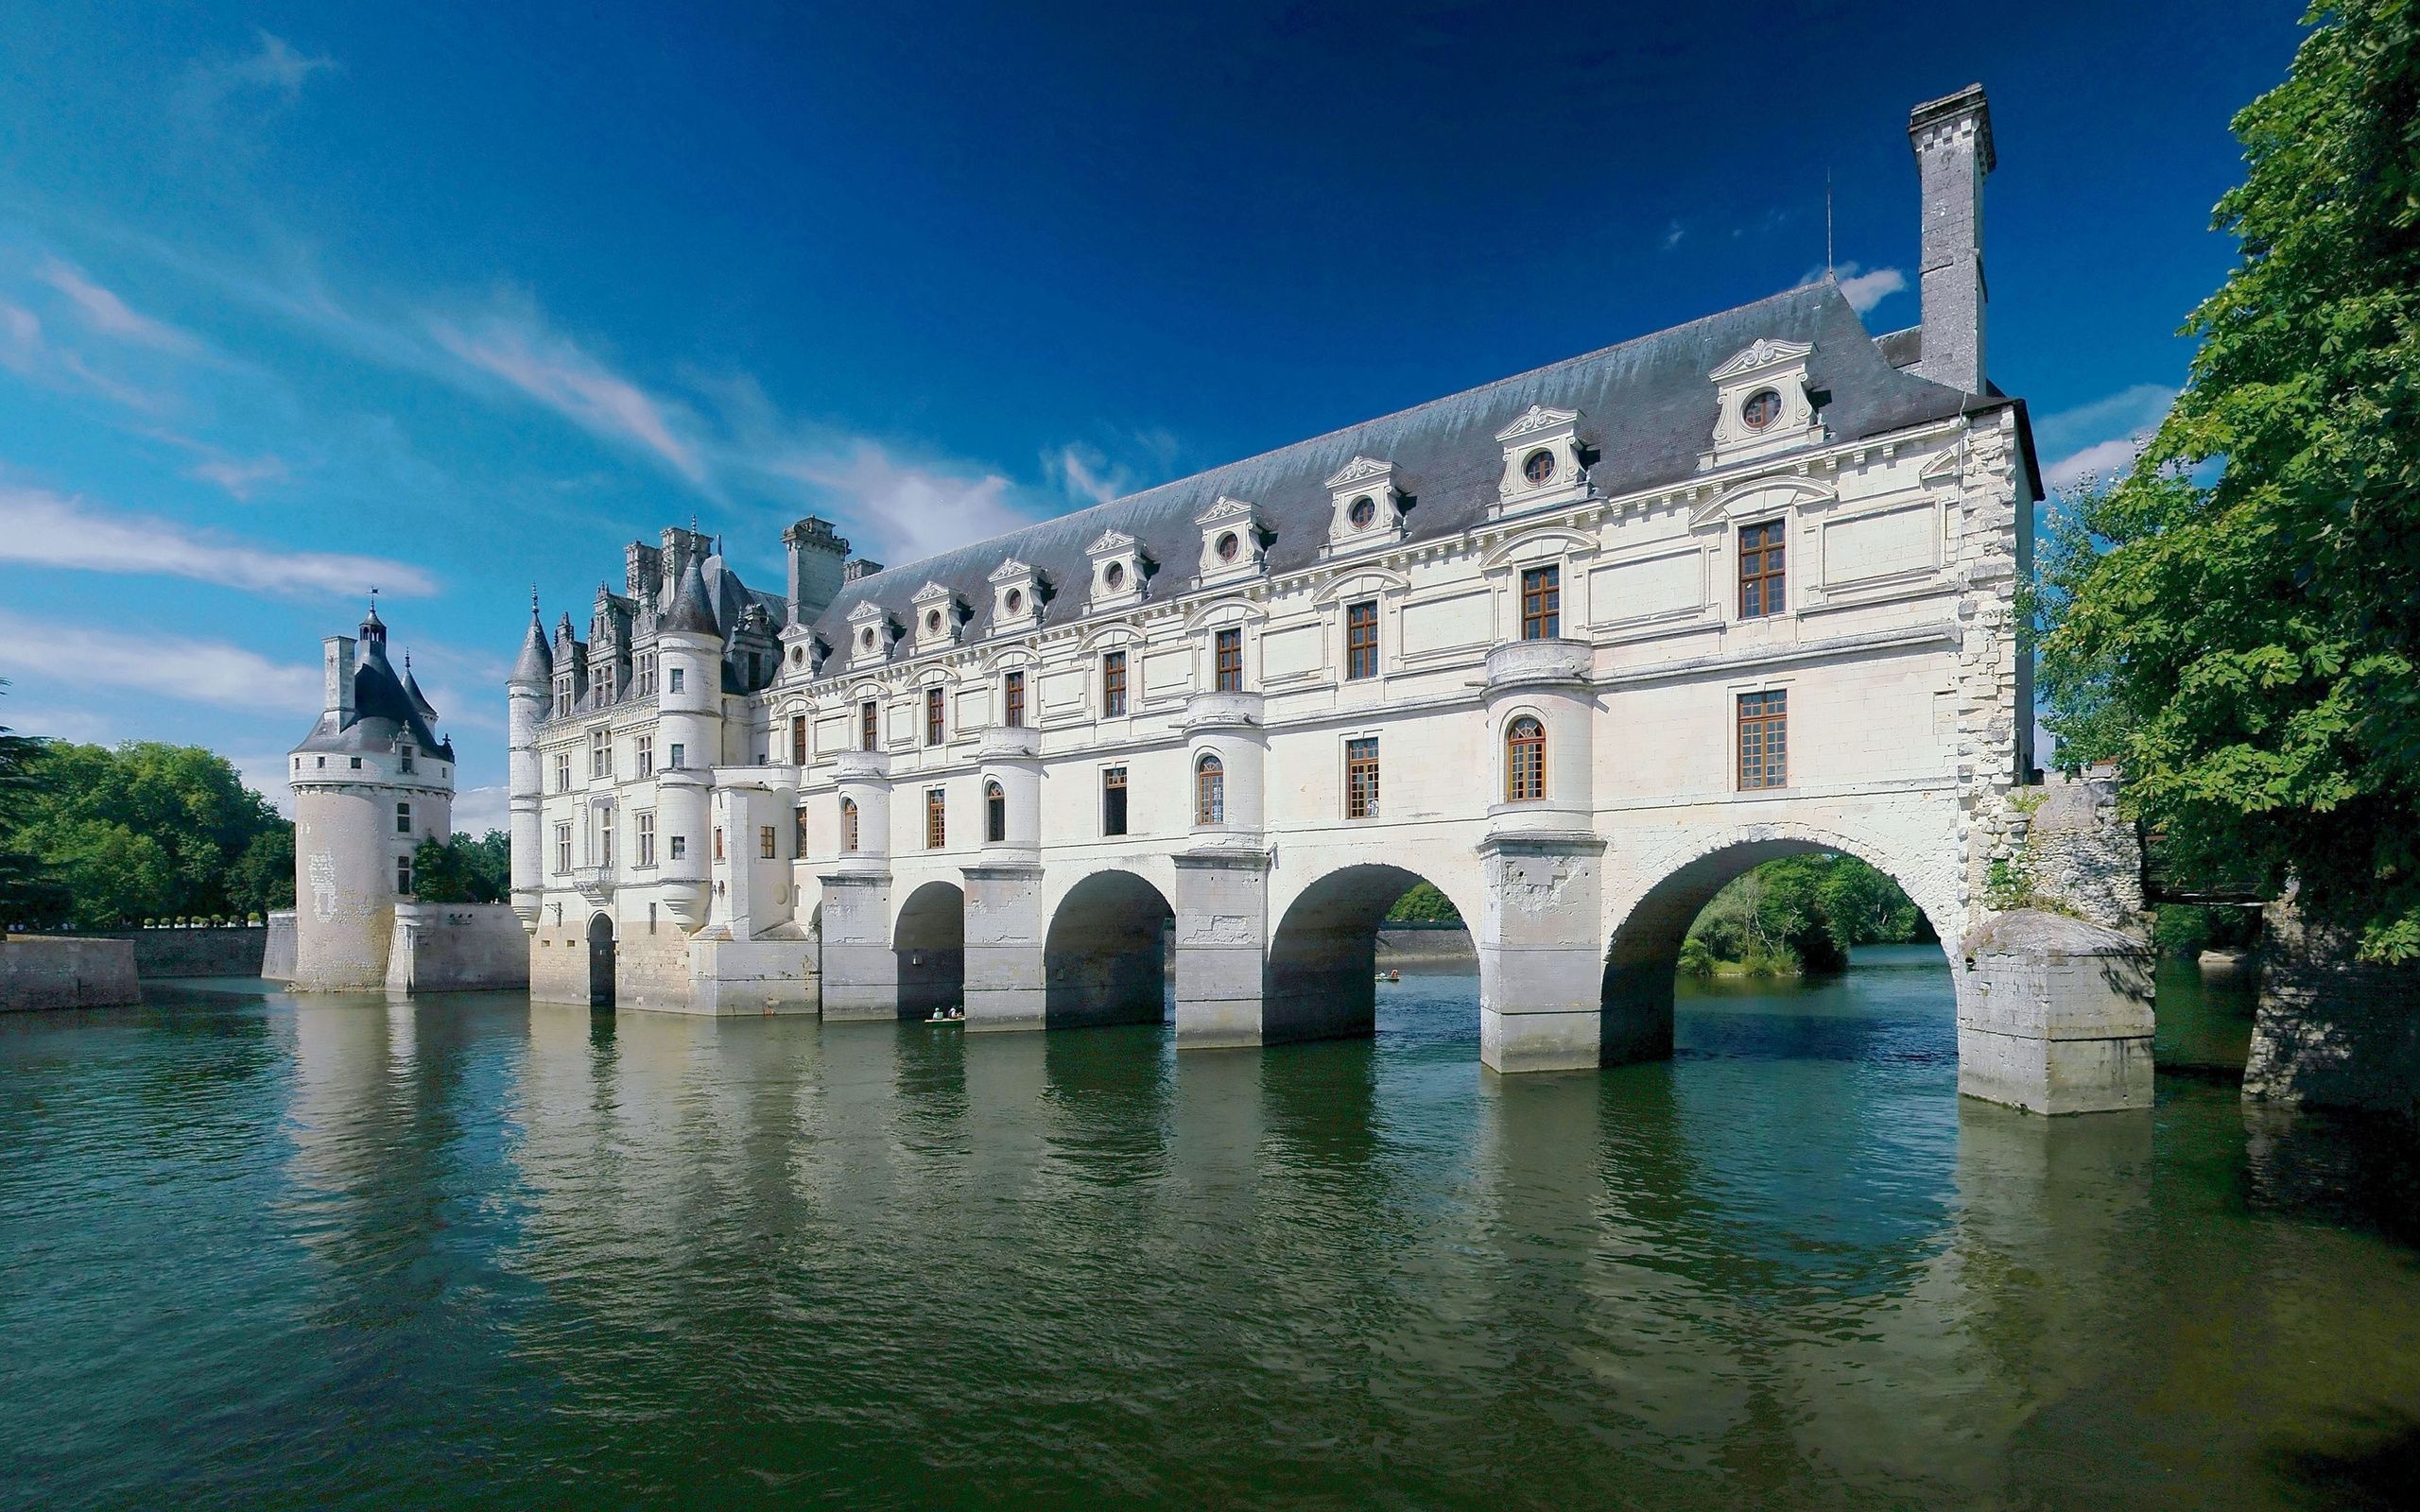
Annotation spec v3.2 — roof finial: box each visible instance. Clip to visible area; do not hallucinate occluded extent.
[1824,166,1834,278]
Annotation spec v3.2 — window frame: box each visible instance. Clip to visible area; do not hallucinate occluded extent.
[759,825,778,861]
[840,796,859,852]
[1737,689,1789,791]
[1102,765,1129,836]
[1519,565,1561,641]
[1214,627,1243,693]
[860,700,879,752]
[1738,519,1787,619]
[985,780,1007,844]
[1344,736,1380,819]
[790,714,807,765]
[925,787,947,850]
[1003,669,1025,728]
[395,801,412,835]
[1101,650,1128,717]
[1506,715,1547,803]
[636,810,656,868]
[1195,752,1225,826]
[1343,599,1379,680]
[925,687,945,747]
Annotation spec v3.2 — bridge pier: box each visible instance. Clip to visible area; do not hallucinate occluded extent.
[962,864,1045,1030]
[1171,850,1271,1049]
[1478,833,1608,1074]
[817,871,899,1020]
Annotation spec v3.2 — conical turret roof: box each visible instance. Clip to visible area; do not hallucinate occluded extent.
[403,654,440,721]
[664,552,720,635]
[510,600,554,685]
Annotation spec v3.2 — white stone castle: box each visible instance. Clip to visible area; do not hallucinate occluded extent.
[502,87,2143,1111]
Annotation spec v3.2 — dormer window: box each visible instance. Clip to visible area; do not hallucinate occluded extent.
[846,600,894,666]
[1741,389,1784,430]
[1085,529,1150,611]
[989,557,1046,633]
[1492,405,1589,518]
[1006,588,1024,612]
[1705,338,1821,467]
[1194,495,1266,588]
[1323,457,1407,557]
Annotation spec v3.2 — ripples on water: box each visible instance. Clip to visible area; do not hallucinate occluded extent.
[3,948,2418,1509]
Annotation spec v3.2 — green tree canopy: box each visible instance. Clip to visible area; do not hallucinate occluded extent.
[411,831,510,904]
[1684,854,1929,975]
[0,681,71,926]
[2037,0,2420,959]
[4,738,291,928]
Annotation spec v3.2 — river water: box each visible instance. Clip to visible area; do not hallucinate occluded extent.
[4,948,2418,1509]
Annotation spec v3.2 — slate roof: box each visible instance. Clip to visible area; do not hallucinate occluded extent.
[804,279,2025,654]
[294,632,454,759]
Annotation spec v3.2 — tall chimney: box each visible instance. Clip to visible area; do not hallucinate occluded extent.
[322,634,356,724]
[783,516,851,625]
[1908,83,1994,394]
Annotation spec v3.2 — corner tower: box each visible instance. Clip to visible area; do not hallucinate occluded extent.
[286,604,458,990]
[506,596,552,934]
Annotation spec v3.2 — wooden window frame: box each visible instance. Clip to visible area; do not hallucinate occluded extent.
[1344,600,1378,680]
[1345,736,1380,819]
[1003,669,1025,728]
[789,714,807,765]
[1214,627,1242,693]
[1195,753,1224,826]
[1101,651,1128,717]
[637,810,656,868]
[1506,715,1546,803]
[860,699,879,752]
[759,824,777,861]
[1737,689,1789,790]
[1738,520,1787,619]
[1520,565,1561,641]
[840,796,858,852]
[925,787,947,850]
[985,781,1007,844]
[924,687,945,747]
[1102,765,1129,836]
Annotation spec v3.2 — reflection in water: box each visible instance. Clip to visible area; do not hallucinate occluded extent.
[2,954,2418,1508]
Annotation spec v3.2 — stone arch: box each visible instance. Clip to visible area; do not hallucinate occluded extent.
[893,880,965,1020]
[1264,862,1477,1047]
[1044,869,1175,1030]
[1599,821,1956,1064]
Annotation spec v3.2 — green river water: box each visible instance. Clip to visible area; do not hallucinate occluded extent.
[4,948,2418,1509]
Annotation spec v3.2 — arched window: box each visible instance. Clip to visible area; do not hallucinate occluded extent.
[985,781,1007,844]
[1506,716,1546,802]
[1195,752,1225,826]
[794,805,810,857]
[839,796,859,852]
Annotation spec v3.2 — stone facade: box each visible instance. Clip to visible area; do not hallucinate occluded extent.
[0,936,141,1011]
[2242,895,2420,1118]
[507,89,2148,1109]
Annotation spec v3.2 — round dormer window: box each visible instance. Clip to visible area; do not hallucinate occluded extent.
[1005,588,1024,613]
[790,646,804,665]
[1216,531,1239,562]
[1104,561,1126,590]
[1741,388,1784,430]
[925,610,942,632]
[1347,495,1376,528]
[859,627,875,649]
[1522,448,1556,486]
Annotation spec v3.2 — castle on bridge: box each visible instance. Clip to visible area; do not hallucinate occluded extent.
[505,87,2147,1113]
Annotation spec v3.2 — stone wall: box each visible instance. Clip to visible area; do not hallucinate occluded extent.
[1,936,142,1011]
[1956,909,2154,1115]
[86,926,269,979]
[384,903,530,994]
[2014,771,2144,932]
[262,911,297,981]
[2243,898,2420,1118]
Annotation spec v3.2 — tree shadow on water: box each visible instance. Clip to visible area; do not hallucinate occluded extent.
[2270,1410,2420,1510]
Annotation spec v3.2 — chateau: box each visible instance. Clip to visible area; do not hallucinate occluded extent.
[506,87,2129,1109]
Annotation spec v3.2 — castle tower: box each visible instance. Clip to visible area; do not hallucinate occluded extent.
[287,604,457,990]
[653,552,724,929]
[506,596,552,934]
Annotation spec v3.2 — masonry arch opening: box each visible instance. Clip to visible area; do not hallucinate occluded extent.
[1601,837,1947,1065]
[1265,864,1476,1047]
[894,881,965,1021]
[587,911,616,1010]
[1045,870,1174,1030]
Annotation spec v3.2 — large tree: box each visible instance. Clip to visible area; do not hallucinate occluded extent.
[7,740,291,927]
[2037,0,2420,960]
[0,682,70,927]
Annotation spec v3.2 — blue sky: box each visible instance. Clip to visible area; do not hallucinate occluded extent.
[0,1,2302,829]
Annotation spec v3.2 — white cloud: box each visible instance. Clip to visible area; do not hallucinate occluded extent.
[430,303,706,483]
[2035,383,2176,490]
[1834,263,1908,314]
[187,454,289,498]
[760,439,1032,566]
[450,784,509,838]
[227,751,298,816]
[0,300,164,412]
[1046,441,1129,505]
[178,30,336,121]
[35,260,199,353]
[0,608,320,713]
[1660,220,1685,251]
[0,485,437,596]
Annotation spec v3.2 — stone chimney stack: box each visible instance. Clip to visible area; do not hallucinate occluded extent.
[842,557,884,585]
[783,516,851,625]
[1908,83,1994,394]
[322,635,356,723]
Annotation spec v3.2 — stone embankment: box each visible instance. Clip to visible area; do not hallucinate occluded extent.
[1376,925,1478,971]
[1,936,142,1011]
[86,926,270,979]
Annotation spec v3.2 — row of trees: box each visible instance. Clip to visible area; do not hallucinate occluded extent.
[1681,854,1930,978]
[1,691,297,929]
[2033,0,2420,961]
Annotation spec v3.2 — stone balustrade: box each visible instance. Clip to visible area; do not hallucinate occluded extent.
[1484,637,1591,691]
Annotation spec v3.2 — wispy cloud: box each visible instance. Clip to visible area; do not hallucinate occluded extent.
[185,454,289,498]
[1046,441,1129,505]
[1825,261,1907,315]
[1660,220,1685,251]
[2036,383,2175,490]
[757,439,1031,566]
[176,30,336,123]
[0,485,436,595]
[0,608,321,713]
[451,784,509,836]
[35,260,199,352]
[430,301,707,483]
[0,300,165,412]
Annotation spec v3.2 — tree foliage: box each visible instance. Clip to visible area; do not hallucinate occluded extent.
[1384,881,1463,926]
[0,682,71,926]
[2036,0,2420,959]
[1683,854,1929,976]
[411,831,510,904]
[2,737,292,927]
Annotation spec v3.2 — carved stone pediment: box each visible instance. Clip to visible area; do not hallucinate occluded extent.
[1710,337,1814,381]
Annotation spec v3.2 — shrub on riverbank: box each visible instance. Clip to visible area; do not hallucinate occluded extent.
[1683,854,1930,976]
